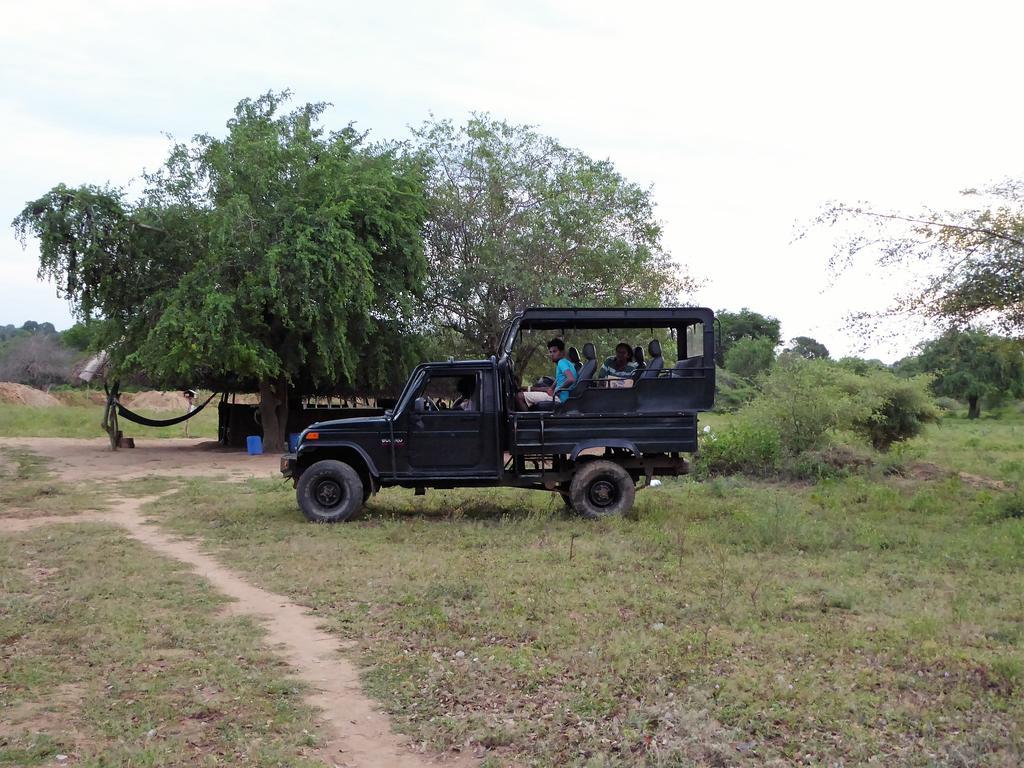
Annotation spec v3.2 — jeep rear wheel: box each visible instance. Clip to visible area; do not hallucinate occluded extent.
[569,460,635,519]
[296,460,364,523]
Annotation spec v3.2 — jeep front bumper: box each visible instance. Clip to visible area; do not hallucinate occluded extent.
[280,453,297,478]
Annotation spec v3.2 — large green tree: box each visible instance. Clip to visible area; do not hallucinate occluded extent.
[13,92,428,448]
[412,115,693,361]
[724,337,776,379]
[815,181,1024,334]
[716,308,781,358]
[786,335,830,360]
[902,328,1024,418]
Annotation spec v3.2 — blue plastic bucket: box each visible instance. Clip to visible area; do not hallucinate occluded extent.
[246,435,263,455]
[288,432,301,452]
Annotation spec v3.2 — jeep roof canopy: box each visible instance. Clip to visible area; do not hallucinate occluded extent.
[500,306,715,357]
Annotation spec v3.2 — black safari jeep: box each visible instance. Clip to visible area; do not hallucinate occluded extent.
[281,307,716,521]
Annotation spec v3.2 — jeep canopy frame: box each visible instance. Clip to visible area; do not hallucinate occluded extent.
[500,307,717,414]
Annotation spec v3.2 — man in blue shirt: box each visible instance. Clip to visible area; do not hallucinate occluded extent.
[516,337,577,410]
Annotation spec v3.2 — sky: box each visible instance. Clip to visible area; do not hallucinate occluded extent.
[2,0,1022,361]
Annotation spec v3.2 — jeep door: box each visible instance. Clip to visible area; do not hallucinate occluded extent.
[400,367,499,475]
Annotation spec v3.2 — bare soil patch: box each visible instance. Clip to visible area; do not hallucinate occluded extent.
[903,460,1014,490]
[0,437,279,482]
[120,390,193,411]
[0,682,87,741]
[0,382,61,407]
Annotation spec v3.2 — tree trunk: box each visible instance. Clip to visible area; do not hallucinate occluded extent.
[258,374,290,451]
[967,395,981,419]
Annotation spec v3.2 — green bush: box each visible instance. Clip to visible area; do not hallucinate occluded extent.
[703,358,940,479]
[994,492,1024,520]
[724,337,776,380]
[744,357,876,455]
[934,396,961,411]
[696,421,782,477]
[739,358,939,456]
[848,372,940,450]
[713,366,758,412]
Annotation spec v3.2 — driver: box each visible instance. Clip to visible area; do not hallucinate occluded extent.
[516,338,576,410]
[453,376,476,410]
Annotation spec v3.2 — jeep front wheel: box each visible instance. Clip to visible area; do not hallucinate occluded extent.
[296,460,364,523]
[569,460,635,519]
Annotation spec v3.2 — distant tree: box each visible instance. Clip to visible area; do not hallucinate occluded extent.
[786,336,830,360]
[60,322,100,352]
[0,321,62,355]
[412,114,693,361]
[836,356,887,375]
[814,180,1024,336]
[725,336,776,380]
[0,334,76,387]
[716,308,781,358]
[13,92,428,448]
[903,328,1024,418]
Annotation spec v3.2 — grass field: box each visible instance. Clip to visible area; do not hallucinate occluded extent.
[0,403,220,439]
[136,413,1024,766]
[913,410,1024,486]
[1,407,1021,765]
[0,524,325,767]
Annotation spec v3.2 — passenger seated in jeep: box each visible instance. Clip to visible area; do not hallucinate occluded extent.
[599,342,638,380]
[516,337,576,410]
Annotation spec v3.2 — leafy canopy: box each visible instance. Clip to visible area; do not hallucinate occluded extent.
[814,181,1024,336]
[12,92,428,395]
[412,114,693,358]
[845,369,938,450]
[745,357,876,455]
[724,336,776,380]
[786,336,830,360]
[716,308,781,357]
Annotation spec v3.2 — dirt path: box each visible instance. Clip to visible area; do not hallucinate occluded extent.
[0,437,280,482]
[1,497,473,768]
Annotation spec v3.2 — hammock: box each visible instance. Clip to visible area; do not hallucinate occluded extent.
[114,390,218,428]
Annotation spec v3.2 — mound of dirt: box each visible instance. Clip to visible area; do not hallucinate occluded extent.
[121,390,193,412]
[0,382,62,407]
[53,390,108,406]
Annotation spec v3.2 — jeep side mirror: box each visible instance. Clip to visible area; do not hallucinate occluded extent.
[414,397,425,413]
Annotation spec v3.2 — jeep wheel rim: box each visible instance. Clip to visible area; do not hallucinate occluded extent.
[589,478,618,508]
[314,479,343,508]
